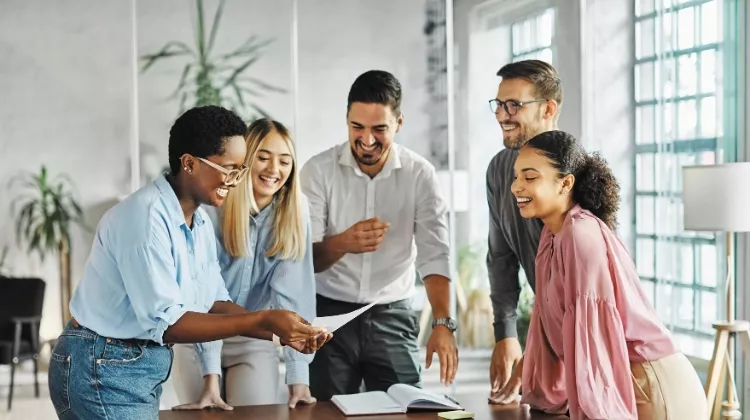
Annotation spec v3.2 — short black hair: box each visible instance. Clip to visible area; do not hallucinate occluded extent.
[525,130,620,230]
[497,60,563,106]
[168,105,247,174]
[347,70,402,114]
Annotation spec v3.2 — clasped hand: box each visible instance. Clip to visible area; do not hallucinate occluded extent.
[265,309,332,353]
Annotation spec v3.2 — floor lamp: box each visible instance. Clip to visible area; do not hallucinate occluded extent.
[683,163,750,419]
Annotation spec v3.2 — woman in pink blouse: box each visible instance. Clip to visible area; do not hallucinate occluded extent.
[495,131,706,419]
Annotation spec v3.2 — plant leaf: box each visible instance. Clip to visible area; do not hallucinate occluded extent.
[141,41,195,73]
[222,56,260,88]
[206,0,226,56]
[240,77,288,93]
[195,0,207,61]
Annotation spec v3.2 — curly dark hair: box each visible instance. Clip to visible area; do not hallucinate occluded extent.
[525,130,620,230]
[347,70,402,114]
[167,105,247,175]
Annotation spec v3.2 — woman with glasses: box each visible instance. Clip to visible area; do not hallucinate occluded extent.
[171,118,319,411]
[47,107,330,420]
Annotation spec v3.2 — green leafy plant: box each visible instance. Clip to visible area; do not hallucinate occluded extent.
[140,0,285,120]
[10,166,86,327]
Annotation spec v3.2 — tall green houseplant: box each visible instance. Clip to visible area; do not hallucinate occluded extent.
[11,166,85,328]
[141,0,285,121]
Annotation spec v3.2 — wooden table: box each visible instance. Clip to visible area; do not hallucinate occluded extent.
[159,394,568,420]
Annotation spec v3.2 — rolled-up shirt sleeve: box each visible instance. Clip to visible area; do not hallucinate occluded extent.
[115,231,187,346]
[414,167,451,279]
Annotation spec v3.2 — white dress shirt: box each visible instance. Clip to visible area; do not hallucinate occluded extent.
[300,142,451,304]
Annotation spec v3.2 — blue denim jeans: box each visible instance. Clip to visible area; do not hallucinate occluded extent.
[48,321,173,420]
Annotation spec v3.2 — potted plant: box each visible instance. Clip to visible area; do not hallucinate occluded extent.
[140,0,286,121]
[10,166,86,328]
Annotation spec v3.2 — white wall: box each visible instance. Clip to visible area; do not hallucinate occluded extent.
[0,0,135,340]
[1,0,432,341]
[138,0,431,172]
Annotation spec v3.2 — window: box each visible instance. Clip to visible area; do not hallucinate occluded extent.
[510,8,555,63]
[633,0,723,341]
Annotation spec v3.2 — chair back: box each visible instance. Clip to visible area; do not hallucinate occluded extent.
[0,276,46,341]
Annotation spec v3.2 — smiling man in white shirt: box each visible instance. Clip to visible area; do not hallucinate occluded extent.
[300,70,459,401]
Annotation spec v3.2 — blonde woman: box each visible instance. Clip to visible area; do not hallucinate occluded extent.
[171,119,322,410]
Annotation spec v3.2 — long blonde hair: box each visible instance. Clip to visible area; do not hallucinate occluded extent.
[221,119,306,261]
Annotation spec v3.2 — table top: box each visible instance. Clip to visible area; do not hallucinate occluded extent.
[159,394,568,420]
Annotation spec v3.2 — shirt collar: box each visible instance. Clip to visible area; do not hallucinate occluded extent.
[153,173,206,229]
[337,142,402,178]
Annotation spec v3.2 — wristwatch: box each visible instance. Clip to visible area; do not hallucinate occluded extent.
[432,317,458,332]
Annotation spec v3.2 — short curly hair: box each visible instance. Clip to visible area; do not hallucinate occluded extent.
[167,105,248,175]
[525,130,620,230]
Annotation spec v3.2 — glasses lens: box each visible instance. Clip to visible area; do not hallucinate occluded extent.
[506,101,520,115]
[489,100,498,113]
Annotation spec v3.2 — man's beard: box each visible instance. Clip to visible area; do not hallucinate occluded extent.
[351,142,384,166]
[502,122,544,150]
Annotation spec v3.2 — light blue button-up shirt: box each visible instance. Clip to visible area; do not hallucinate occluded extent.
[199,199,317,385]
[70,174,231,375]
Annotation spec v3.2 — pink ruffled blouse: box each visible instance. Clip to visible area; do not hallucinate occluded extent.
[520,205,678,419]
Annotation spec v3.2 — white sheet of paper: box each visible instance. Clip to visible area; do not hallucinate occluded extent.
[312,299,380,332]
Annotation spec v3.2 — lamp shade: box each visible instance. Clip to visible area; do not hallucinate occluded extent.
[682,162,750,232]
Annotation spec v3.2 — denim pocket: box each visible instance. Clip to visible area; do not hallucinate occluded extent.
[99,339,145,365]
[49,352,71,415]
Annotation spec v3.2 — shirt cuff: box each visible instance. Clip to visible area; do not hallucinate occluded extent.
[151,304,188,345]
[284,360,310,385]
[195,341,223,377]
[417,260,451,280]
[494,318,518,342]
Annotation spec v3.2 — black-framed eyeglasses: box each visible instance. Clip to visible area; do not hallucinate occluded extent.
[488,98,548,115]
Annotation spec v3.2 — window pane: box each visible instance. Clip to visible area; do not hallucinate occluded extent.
[662,101,675,140]
[655,153,677,192]
[700,96,717,137]
[655,196,680,235]
[636,196,655,234]
[700,50,717,93]
[676,243,694,284]
[636,153,655,190]
[677,53,697,96]
[656,240,676,281]
[637,0,655,16]
[512,24,521,55]
[699,291,717,331]
[677,99,697,139]
[661,12,675,52]
[539,10,553,47]
[701,0,718,45]
[656,283,674,322]
[675,287,695,330]
[636,19,655,59]
[539,48,553,64]
[635,62,655,102]
[659,57,676,99]
[677,7,695,50]
[636,105,655,143]
[637,238,656,278]
[698,243,718,287]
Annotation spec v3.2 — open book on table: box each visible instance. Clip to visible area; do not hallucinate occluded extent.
[331,383,463,416]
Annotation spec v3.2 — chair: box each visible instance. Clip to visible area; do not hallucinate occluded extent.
[0,276,45,411]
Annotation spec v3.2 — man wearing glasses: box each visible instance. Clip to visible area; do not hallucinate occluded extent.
[485,60,563,404]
